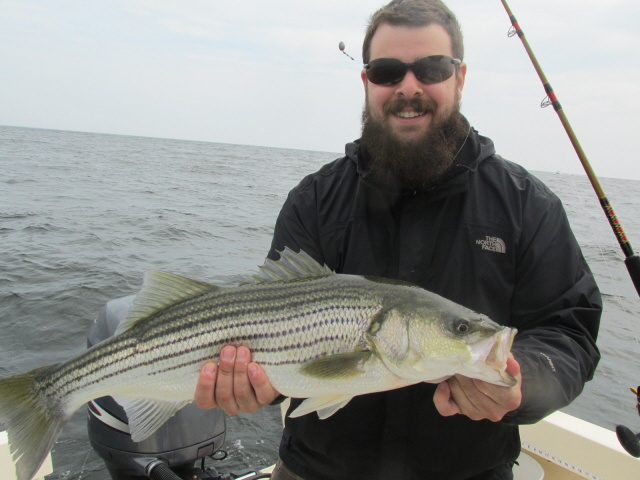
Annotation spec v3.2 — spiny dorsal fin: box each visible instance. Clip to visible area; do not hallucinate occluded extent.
[247,248,333,284]
[115,271,219,335]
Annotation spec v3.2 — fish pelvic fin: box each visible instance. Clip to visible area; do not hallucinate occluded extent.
[289,395,355,419]
[245,248,333,284]
[0,366,68,480]
[116,271,220,335]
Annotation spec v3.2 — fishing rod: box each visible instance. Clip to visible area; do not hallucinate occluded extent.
[499,0,640,298]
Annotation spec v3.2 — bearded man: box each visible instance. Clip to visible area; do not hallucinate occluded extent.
[193,1,601,479]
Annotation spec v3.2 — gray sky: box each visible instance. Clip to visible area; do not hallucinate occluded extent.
[1,0,639,179]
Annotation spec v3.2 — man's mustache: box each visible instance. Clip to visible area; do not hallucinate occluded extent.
[384,97,437,116]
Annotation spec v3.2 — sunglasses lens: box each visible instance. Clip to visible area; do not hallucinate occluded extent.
[366,58,408,86]
[366,56,457,86]
[413,55,455,84]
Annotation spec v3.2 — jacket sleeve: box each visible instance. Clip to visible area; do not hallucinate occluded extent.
[503,188,601,424]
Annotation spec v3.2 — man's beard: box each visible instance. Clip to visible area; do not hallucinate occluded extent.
[360,94,469,192]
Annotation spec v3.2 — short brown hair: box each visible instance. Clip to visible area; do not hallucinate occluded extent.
[362,0,464,64]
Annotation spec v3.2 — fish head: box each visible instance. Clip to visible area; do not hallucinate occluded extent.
[450,316,517,387]
[368,298,517,387]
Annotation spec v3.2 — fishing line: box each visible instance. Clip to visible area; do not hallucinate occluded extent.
[499,0,640,299]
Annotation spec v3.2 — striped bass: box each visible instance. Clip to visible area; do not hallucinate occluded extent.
[0,248,516,480]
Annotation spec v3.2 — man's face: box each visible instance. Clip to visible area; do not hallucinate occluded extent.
[361,23,466,144]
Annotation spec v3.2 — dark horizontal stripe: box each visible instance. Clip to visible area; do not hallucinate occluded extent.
[150,334,351,376]
[135,302,374,354]
[138,281,377,341]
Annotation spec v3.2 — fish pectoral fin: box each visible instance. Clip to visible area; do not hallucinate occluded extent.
[300,351,372,379]
[113,395,192,442]
[289,395,355,419]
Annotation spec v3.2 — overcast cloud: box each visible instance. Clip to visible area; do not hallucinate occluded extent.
[1,0,639,179]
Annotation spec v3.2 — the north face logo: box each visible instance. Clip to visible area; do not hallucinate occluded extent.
[476,236,506,253]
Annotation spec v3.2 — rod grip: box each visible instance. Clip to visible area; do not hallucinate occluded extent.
[624,255,640,297]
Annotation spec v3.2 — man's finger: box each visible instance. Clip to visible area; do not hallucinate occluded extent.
[215,345,240,414]
[506,355,521,378]
[433,381,460,417]
[194,362,217,409]
[248,362,281,406]
[233,346,260,412]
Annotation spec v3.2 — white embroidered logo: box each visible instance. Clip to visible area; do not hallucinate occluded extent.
[476,236,506,254]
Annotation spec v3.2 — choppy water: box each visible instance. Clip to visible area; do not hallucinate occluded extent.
[1,125,639,479]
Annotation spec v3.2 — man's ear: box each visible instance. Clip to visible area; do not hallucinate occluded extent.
[456,62,467,96]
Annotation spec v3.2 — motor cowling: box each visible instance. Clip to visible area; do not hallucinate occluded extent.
[87,295,226,479]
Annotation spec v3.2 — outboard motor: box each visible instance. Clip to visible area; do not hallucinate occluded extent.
[87,295,227,479]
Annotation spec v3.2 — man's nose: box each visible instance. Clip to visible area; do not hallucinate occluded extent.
[395,70,424,97]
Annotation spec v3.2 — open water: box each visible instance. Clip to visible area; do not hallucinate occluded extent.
[1,124,639,479]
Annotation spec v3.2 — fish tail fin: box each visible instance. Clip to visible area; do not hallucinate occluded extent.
[0,366,68,480]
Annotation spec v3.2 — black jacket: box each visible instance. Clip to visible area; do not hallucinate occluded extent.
[268,129,601,480]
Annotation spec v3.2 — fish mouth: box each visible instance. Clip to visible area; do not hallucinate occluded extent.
[485,328,517,386]
[486,328,516,369]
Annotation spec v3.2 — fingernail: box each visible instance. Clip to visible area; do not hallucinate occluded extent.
[203,363,215,374]
[222,347,235,361]
[237,348,247,361]
[248,364,258,377]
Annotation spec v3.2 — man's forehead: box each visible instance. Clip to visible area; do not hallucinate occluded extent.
[369,23,453,60]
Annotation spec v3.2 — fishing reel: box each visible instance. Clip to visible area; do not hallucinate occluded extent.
[616,386,640,457]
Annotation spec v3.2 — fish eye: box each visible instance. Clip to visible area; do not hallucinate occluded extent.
[455,319,470,334]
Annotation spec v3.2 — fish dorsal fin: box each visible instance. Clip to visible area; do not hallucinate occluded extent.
[247,248,333,283]
[115,271,219,335]
[112,395,192,442]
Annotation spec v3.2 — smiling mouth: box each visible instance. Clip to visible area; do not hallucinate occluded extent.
[396,111,424,119]
[385,97,435,120]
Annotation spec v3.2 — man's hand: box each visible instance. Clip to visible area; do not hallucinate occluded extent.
[433,354,522,422]
[194,345,280,415]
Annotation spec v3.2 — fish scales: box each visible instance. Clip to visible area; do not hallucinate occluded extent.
[37,275,382,409]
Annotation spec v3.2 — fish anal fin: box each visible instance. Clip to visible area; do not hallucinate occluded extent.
[289,395,354,419]
[300,351,372,380]
[113,395,192,442]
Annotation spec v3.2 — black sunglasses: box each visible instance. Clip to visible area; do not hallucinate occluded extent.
[364,55,462,86]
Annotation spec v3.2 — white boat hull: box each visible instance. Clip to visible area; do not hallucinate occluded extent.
[0,431,52,480]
